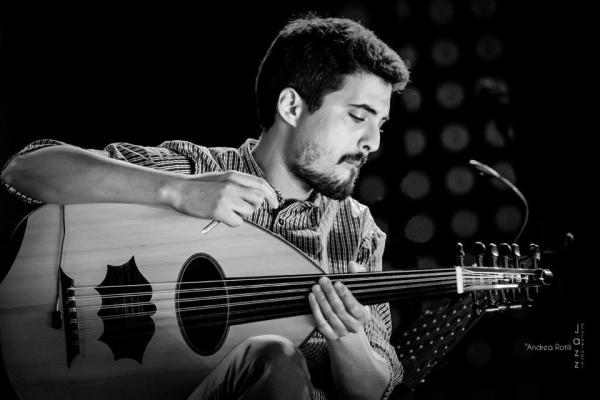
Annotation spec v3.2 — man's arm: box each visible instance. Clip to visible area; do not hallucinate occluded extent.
[309,262,391,400]
[1,142,279,227]
[308,208,402,400]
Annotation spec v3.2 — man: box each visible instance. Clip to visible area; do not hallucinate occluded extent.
[2,16,409,400]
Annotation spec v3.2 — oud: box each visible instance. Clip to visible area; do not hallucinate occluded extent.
[0,203,552,399]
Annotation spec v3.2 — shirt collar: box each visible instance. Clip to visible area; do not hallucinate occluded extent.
[240,138,266,179]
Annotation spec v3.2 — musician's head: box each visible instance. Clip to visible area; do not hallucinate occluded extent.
[256,15,409,199]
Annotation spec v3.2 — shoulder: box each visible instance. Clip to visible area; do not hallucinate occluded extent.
[157,140,221,160]
[331,196,386,241]
[158,140,247,173]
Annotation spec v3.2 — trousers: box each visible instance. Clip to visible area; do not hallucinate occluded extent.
[186,335,317,400]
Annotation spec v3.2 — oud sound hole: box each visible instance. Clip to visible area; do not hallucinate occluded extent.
[176,253,229,355]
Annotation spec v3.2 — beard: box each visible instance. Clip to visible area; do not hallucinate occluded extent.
[288,144,368,200]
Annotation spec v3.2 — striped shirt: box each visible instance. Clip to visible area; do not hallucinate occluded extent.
[2,138,403,399]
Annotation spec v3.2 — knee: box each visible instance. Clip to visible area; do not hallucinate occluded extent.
[241,335,305,367]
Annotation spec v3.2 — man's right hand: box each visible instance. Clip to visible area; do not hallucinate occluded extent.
[162,171,279,227]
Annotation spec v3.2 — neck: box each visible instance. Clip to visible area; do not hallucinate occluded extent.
[252,126,313,201]
[193,269,460,327]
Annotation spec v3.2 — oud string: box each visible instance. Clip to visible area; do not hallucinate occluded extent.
[71,273,515,322]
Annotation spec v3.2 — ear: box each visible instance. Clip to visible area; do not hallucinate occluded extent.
[276,87,304,128]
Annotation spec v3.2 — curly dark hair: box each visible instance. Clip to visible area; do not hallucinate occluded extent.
[255,16,410,130]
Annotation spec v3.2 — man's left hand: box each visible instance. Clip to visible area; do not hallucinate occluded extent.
[308,262,371,340]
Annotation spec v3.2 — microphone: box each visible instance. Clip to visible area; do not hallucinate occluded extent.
[469,159,501,178]
[469,159,529,243]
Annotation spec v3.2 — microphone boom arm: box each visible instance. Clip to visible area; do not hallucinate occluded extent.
[469,159,530,242]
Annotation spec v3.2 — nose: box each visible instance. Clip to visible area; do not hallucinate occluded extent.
[358,123,380,154]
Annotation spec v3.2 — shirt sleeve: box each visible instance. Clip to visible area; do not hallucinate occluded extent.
[357,209,404,400]
[158,140,224,174]
[1,139,196,204]
[104,141,194,174]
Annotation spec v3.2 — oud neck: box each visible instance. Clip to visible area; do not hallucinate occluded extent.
[322,268,459,306]
[223,268,459,325]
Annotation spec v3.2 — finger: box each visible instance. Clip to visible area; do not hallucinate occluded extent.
[258,179,279,209]
[308,292,337,340]
[238,187,267,210]
[219,211,244,228]
[227,172,279,209]
[231,198,256,219]
[319,278,362,333]
[333,281,371,324]
[312,280,349,337]
[348,261,366,273]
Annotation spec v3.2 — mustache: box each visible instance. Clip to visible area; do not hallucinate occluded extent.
[339,152,368,167]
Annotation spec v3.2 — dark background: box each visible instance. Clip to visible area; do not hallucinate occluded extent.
[1,1,593,399]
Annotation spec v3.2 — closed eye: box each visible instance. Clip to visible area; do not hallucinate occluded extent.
[349,113,365,122]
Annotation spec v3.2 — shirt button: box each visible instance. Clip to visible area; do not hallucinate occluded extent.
[278,218,284,225]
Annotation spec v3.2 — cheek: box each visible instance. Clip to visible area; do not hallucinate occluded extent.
[297,114,351,167]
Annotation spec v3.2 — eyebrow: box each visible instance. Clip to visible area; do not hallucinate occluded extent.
[349,103,389,121]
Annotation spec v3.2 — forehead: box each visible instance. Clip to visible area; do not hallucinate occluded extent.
[324,73,392,112]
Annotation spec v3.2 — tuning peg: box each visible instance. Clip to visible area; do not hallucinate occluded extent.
[511,244,521,268]
[529,244,540,269]
[511,243,530,304]
[474,242,486,266]
[488,243,499,268]
[485,243,500,306]
[497,243,512,304]
[498,243,511,268]
[456,242,465,266]
[529,243,541,295]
